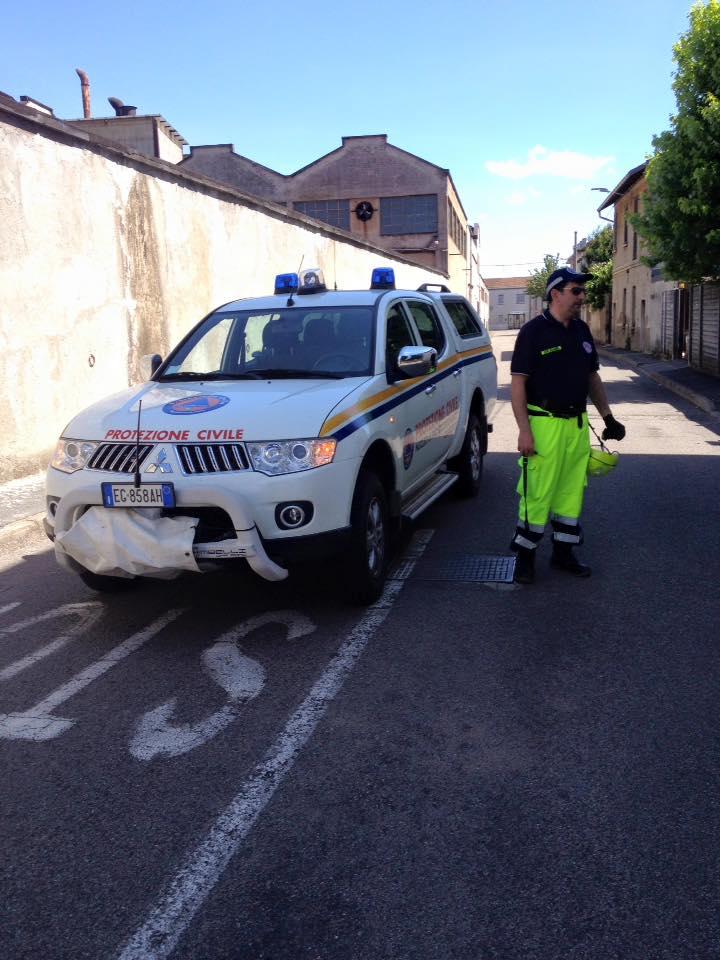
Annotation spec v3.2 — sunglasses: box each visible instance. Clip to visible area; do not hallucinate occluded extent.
[565,285,585,295]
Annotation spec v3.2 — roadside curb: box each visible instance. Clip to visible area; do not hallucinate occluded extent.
[0,513,46,549]
[597,346,718,416]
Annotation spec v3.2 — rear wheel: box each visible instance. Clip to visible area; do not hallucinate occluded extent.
[454,413,486,497]
[344,471,389,605]
[78,568,138,593]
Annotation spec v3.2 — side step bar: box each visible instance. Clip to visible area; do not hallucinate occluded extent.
[402,472,458,521]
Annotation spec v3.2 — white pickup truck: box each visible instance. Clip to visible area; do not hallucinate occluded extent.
[45,267,497,603]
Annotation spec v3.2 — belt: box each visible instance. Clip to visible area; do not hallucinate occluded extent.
[527,404,586,420]
[527,404,585,426]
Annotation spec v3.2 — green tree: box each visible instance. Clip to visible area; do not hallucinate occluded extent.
[631,0,720,282]
[526,253,561,299]
[583,225,614,310]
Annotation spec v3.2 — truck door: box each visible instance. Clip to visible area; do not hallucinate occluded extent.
[383,301,440,487]
[404,299,459,468]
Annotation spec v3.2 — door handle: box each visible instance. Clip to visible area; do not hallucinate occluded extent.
[425,384,437,395]
[453,368,462,377]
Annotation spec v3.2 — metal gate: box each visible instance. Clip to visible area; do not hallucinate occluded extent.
[690,284,720,375]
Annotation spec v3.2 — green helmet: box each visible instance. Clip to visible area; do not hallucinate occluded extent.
[587,447,619,477]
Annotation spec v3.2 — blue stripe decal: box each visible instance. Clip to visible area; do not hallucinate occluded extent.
[331,350,494,442]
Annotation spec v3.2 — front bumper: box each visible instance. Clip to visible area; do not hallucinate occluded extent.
[46,457,359,581]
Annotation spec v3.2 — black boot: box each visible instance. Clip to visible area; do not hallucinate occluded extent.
[550,541,591,577]
[513,546,535,584]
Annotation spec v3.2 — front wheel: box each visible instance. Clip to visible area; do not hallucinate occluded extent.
[343,471,389,605]
[453,413,486,497]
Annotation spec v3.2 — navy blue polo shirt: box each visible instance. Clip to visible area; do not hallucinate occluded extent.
[510,310,599,412]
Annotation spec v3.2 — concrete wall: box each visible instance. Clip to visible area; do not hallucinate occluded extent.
[0,103,446,485]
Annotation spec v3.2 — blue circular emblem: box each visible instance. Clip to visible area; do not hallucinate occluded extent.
[162,394,230,416]
[402,429,415,470]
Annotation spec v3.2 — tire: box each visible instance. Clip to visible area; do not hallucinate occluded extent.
[453,413,486,498]
[78,568,139,593]
[344,471,389,605]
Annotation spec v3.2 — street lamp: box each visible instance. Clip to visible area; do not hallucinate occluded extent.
[591,186,613,223]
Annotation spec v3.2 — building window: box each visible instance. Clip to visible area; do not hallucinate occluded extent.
[294,199,350,230]
[498,293,505,305]
[380,195,438,236]
[516,293,525,304]
[631,286,637,332]
[623,207,628,245]
[632,198,639,260]
[446,199,467,256]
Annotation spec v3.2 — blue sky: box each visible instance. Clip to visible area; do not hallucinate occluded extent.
[3,0,694,278]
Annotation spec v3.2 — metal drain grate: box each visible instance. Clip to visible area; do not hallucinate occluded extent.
[389,554,516,583]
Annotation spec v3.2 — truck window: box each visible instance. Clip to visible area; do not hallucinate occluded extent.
[443,299,484,337]
[385,304,416,377]
[406,301,446,355]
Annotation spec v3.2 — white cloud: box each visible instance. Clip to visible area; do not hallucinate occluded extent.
[507,187,543,206]
[486,145,614,181]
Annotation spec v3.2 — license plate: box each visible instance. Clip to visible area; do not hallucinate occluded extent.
[101,482,176,508]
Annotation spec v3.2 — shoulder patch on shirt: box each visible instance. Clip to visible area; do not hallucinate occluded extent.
[582,341,593,354]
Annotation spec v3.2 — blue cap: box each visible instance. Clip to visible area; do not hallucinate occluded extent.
[545,267,591,297]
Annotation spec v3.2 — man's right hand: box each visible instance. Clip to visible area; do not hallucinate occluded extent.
[518,427,535,457]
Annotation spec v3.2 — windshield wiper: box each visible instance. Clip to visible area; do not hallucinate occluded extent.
[158,371,263,381]
[250,368,344,380]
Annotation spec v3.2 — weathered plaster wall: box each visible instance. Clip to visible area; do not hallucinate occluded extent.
[0,107,445,484]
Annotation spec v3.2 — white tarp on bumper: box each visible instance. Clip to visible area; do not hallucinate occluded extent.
[55,507,200,579]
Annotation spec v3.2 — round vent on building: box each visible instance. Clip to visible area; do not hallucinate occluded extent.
[354,201,374,222]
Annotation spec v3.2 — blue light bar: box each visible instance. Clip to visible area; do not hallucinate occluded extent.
[274,272,299,295]
[371,267,395,290]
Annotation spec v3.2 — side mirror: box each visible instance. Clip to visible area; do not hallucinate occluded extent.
[396,345,437,378]
[140,353,163,380]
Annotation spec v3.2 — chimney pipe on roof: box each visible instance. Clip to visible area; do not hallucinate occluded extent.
[108,96,137,117]
[75,68,91,118]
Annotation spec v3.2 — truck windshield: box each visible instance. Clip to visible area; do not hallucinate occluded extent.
[159,306,375,380]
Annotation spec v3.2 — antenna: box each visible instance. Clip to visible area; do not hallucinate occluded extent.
[287,255,304,307]
[133,398,143,488]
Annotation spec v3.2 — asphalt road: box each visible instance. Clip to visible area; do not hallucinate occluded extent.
[1,330,719,960]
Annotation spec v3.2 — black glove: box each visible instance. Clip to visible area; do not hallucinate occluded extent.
[602,414,626,441]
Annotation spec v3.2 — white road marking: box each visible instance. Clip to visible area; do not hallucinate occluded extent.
[129,612,316,761]
[0,602,103,681]
[117,530,433,960]
[0,602,21,617]
[0,610,183,741]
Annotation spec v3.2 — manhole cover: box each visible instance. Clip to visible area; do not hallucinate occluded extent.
[389,554,516,583]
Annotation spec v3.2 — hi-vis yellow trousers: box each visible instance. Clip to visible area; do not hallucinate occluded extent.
[512,407,591,551]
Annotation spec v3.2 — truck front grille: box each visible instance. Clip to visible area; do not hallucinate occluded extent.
[87,443,155,473]
[177,443,249,474]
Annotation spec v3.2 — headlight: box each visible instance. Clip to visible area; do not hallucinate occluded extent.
[51,438,99,473]
[246,438,336,476]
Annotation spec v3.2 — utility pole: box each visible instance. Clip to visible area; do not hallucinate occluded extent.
[573,231,577,269]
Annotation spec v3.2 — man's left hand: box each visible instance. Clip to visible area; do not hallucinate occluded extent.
[602,414,626,441]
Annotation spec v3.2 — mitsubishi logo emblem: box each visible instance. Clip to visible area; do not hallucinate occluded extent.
[145,448,173,474]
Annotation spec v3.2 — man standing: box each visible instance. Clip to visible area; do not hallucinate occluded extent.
[510,267,625,584]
